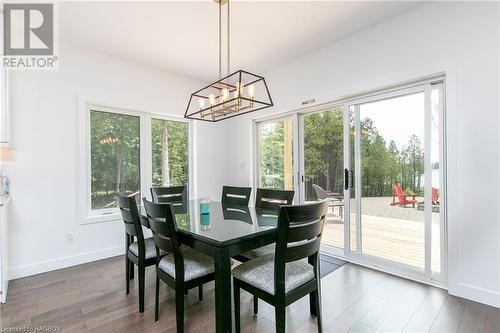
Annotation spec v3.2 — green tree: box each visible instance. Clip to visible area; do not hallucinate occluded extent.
[151,119,189,187]
[260,122,287,189]
[303,107,344,200]
[404,134,424,195]
[90,111,140,209]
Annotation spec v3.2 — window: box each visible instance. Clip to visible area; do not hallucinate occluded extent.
[256,118,294,190]
[151,118,189,187]
[90,110,141,210]
[83,105,190,221]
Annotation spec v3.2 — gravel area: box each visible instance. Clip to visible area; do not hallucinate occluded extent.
[349,197,440,223]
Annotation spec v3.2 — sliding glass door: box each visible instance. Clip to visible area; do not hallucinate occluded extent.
[344,83,444,281]
[301,106,345,250]
[255,79,445,284]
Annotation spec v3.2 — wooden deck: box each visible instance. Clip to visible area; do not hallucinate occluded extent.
[322,212,441,273]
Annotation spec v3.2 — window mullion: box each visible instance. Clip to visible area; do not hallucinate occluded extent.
[141,114,152,202]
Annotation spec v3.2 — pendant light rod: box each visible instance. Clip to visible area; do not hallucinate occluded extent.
[227,0,230,76]
[218,0,222,79]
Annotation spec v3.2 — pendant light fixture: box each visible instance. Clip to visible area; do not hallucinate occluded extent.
[184,0,273,122]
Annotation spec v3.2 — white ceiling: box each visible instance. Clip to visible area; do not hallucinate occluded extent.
[61,1,423,82]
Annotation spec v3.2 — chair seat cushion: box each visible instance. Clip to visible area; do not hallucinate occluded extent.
[232,254,315,295]
[129,237,165,259]
[159,247,214,281]
[239,244,275,260]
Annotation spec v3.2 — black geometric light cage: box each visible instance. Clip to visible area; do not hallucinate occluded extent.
[184,70,273,122]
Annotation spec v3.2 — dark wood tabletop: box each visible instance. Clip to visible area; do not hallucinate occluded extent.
[141,200,279,333]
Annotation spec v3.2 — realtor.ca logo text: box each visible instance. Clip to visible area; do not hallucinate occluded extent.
[3,2,59,70]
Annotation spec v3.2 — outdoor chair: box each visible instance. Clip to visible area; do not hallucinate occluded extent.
[391,183,417,207]
[312,184,344,218]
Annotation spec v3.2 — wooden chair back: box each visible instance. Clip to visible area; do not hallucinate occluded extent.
[392,183,406,201]
[143,199,188,283]
[143,199,178,254]
[274,200,329,294]
[116,195,146,256]
[255,188,295,210]
[151,186,187,203]
[221,186,252,206]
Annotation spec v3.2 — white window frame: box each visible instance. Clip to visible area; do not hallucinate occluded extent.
[78,97,192,224]
[253,115,299,203]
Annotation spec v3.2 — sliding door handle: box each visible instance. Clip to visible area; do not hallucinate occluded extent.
[344,169,349,190]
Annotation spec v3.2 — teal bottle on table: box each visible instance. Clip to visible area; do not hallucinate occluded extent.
[200,213,211,231]
[200,198,210,215]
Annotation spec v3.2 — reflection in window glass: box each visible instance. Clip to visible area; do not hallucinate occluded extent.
[303,106,345,250]
[90,110,140,210]
[258,119,294,190]
[151,119,189,187]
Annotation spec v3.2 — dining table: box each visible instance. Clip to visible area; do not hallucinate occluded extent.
[140,199,279,333]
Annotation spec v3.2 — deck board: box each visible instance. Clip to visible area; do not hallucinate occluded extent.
[322,209,441,272]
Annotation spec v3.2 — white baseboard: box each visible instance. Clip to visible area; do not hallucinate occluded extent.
[450,282,500,308]
[9,246,124,280]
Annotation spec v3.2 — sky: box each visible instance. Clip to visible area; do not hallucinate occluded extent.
[360,89,440,164]
[360,92,425,150]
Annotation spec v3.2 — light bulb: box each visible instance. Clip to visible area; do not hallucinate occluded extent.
[199,99,205,110]
[234,82,240,98]
[208,94,215,106]
[222,88,229,101]
[248,85,255,98]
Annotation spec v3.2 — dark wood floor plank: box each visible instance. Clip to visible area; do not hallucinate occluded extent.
[429,294,467,332]
[324,272,400,332]
[402,286,448,332]
[0,255,498,333]
[375,282,429,333]
[347,278,416,332]
[481,305,500,333]
[456,300,488,333]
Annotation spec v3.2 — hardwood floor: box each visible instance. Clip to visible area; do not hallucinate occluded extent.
[0,256,498,332]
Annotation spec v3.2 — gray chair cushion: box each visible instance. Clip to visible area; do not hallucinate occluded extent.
[128,237,165,259]
[159,247,214,281]
[232,254,315,295]
[239,244,275,260]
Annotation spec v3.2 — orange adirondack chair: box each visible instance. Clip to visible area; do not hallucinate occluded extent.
[432,187,440,205]
[391,183,417,207]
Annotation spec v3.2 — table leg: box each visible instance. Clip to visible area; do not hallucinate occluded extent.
[214,247,232,333]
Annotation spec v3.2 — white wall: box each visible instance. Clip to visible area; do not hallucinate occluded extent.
[225,2,500,307]
[5,44,229,279]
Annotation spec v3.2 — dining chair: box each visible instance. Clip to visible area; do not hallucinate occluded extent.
[143,199,215,331]
[116,195,166,313]
[151,185,187,203]
[255,188,295,210]
[232,199,329,333]
[221,185,252,206]
[234,188,295,262]
[233,188,295,313]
